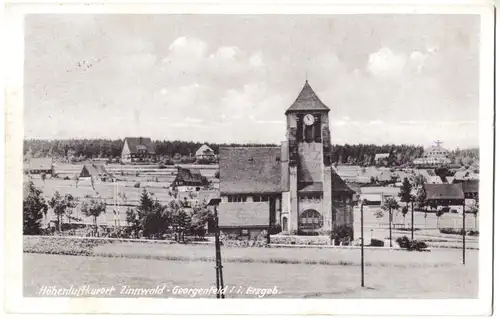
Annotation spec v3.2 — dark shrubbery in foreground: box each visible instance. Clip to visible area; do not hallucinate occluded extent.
[370,239,384,247]
[396,236,428,251]
[440,228,479,236]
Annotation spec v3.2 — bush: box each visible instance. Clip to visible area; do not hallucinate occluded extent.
[370,239,384,247]
[214,170,220,179]
[269,223,282,235]
[134,182,141,188]
[396,236,427,251]
[63,176,70,180]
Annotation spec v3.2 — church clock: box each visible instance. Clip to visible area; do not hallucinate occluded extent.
[303,114,315,126]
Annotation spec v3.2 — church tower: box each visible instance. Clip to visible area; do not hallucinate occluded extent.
[284,80,334,234]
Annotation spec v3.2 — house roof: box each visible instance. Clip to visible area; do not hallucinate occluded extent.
[424,184,464,200]
[195,144,214,157]
[461,180,479,194]
[124,137,155,154]
[445,176,455,184]
[219,147,284,195]
[29,158,53,170]
[454,170,470,180]
[176,167,208,185]
[80,164,109,177]
[374,153,390,161]
[378,170,394,181]
[298,182,323,193]
[424,145,449,155]
[332,171,355,193]
[218,202,269,228]
[427,176,443,184]
[285,81,330,114]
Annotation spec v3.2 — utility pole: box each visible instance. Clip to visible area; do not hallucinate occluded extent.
[360,198,365,287]
[208,198,224,298]
[411,198,414,241]
[462,199,466,265]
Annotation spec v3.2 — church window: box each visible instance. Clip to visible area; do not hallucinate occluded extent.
[252,195,269,202]
[299,209,323,230]
[228,195,247,202]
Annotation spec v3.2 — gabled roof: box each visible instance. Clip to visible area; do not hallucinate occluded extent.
[195,144,214,157]
[427,176,443,184]
[124,137,155,154]
[176,167,208,185]
[332,171,355,194]
[80,164,110,178]
[285,81,330,114]
[218,202,269,228]
[454,170,470,180]
[29,158,53,170]
[461,180,479,194]
[424,184,464,200]
[445,176,455,184]
[219,147,284,195]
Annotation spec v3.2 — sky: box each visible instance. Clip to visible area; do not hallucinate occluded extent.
[24,14,480,148]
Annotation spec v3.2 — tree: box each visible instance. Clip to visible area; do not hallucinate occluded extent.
[141,200,170,239]
[401,206,408,226]
[416,188,427,210]
[81,195,107,236]
[190,200,214,238]
[414,175,426,188]
[137,188,154,221]
[466,200,479,231]
[63,194,78,224]
[398,177,412,211]
[435,209,444,229]
[48,191,66,232]
[23,181,48,235]
[382,197,400,247]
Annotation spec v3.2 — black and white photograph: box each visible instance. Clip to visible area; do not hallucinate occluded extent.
[2,0,495,316]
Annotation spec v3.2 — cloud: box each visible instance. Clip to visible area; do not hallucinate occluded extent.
[367,47,407,77]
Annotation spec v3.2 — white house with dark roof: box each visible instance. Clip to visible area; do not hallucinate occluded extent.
[195,144,215,161]
[121,137,157,163]
[218,81,355,238]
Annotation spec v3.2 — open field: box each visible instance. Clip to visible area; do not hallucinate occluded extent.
[24,246,478,298]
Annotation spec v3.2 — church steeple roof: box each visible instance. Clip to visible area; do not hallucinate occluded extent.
[285,80,330,114]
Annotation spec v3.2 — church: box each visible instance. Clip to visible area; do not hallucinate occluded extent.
[218,81,355,238]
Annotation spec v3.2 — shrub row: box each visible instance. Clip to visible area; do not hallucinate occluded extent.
[23,235,177,256]
[395,236,428,251]
[439,228,479,236]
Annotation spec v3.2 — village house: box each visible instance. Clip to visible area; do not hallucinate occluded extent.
[218,81,355,238]
[374,153,390,165]
[460,179,479,201]
[171,167,209,191]
[423,183,465,213]
[195,144,216,162]
[28,158,54,175]
[79,163,111,182]
[121,137,157,163]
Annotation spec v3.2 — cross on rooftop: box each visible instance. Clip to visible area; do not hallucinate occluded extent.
[433,140,443,147]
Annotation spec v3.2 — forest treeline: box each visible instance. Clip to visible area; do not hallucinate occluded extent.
[23,139,479,166]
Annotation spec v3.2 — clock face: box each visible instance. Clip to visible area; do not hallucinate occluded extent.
[304,114,315,126]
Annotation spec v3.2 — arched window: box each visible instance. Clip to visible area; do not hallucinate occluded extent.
[299,209,323,230]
